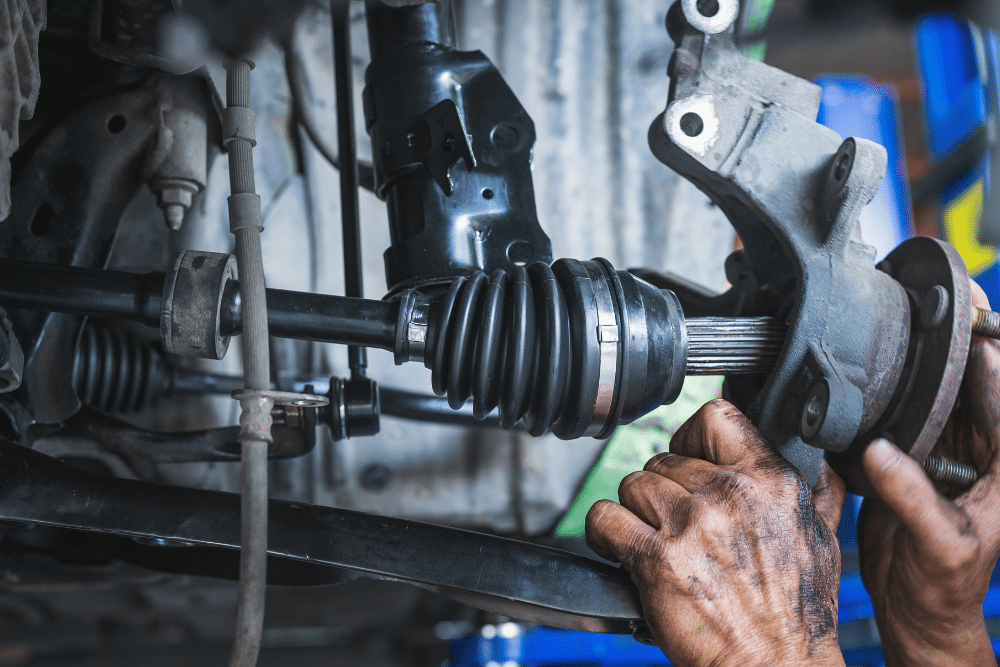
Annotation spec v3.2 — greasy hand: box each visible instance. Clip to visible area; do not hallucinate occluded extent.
[586,400,847,667]
[859,282,1000,667]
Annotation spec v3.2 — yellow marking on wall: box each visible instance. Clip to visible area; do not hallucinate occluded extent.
[942,179,996,276]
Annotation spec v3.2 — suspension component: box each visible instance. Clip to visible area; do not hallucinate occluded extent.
[686,317,785,375]
[73,325,170,413]
[398,258,686,440]
[363,0,552,294]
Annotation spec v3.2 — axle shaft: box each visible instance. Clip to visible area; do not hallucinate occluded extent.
[685,317,786,375]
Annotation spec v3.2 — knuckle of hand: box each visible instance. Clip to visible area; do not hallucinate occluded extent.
[720,470,754,496]
[644,452,677,473]
[938,536,980,572]
[687,497,728,530]
[619,471,649,504]
[692,399,734,426]
[585,499,616,532]
[623,526,660,572]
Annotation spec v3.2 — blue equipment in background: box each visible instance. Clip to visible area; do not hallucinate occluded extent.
[915,14,1000,303]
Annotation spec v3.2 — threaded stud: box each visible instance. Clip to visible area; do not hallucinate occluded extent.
[972,307,1000,338]
[923,454,978,489]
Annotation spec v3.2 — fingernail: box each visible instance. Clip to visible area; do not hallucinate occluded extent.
[869,437,895,452]
[864,438,897,466]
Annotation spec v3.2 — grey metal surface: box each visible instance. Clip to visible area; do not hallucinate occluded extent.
[104,0,736,534]
[0,0,45,221]
[647,1,920,483]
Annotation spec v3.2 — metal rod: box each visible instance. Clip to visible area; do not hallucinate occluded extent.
[0,259,400,351]
[221,283,399,350]
[0,259,164,326]
[685,317,787,375]
[333,0,367,380]
[225,59,269,667]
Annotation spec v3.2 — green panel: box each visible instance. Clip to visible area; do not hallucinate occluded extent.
[554,376,725,538]
[743,0,775,62]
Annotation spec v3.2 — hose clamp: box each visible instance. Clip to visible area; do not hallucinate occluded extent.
[232,389,328,444]
[394,291,432,365]
[585,261,621,437]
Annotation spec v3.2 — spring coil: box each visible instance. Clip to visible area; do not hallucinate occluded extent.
[425,263,574,437]
[73,325,170,413]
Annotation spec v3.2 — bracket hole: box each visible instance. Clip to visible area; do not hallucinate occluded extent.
[106,115,127,133]
[804,395,823,430]
[30,204,54,236]
[482,188,495,200]
[680,112,704,138]
[833,152,851,185]
[442,133,455,153]
[506,240,533,267]
[696,0,720,17]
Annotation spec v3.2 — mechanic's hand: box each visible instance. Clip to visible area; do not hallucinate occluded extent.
[859,281,1000,667]
[586,400,847,667]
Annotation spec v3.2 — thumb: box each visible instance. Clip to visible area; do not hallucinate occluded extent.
[863,438,970,557]
[813,460,846,535]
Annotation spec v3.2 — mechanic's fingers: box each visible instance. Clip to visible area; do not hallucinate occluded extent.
[643,452,719,493]
[813,460,847,535]
[585,499,657,572]
[669,399,776,468]
[863,438,969,556]
[618,470,689,530]
[856,497,897,585]
[964,328,1000,477]
[971,278,991,311]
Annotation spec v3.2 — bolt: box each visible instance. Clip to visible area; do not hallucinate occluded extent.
[828,140,856,193]
[800,381,829,440]
[973,307,1000,338]
[697,0,720,17]
[920,285,950,330]
[152,179,198,232]
[164,205,185,231]
[923,454,977,489]
[442,133,455,153]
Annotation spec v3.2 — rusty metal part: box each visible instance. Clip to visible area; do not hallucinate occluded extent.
[650,1,914,485]
[231,389,328,444]
[923,454,978,490]
[973,307,1000,338]
[161,251,237,361]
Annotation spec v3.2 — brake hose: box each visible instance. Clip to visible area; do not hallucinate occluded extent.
[224,59,271,667]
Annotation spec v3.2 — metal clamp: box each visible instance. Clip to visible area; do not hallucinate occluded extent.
[585,262,621,437]
[232,389,328,444]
